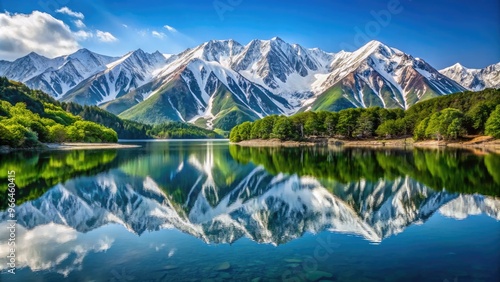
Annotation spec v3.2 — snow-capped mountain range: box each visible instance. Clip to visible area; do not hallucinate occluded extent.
[439,62,500,91]
[0,38,498,129]
[0,49,118,99]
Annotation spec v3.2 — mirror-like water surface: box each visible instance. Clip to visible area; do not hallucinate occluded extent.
[0,141,499,281]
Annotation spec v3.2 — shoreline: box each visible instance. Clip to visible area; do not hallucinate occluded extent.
[234,137,500,154]
[45,143,141,151]
[1,142,141,153]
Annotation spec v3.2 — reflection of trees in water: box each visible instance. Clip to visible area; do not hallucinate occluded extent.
[2,144,498,212]
[229,146,500,197]
[2,144,499,247]
[0,150,119,209]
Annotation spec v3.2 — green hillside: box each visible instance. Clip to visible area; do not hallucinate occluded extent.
[0,77,224,147]
[118,78,260,131]
[119,79,197,124]
[0,77,118,148]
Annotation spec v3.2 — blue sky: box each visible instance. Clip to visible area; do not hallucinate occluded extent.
[0,0,498,69]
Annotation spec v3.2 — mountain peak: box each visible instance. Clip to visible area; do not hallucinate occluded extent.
[440,62,468,73]
[78,48,91,53]
[365,40,385,48]
[353,40,393,58]
[26,51,46,60]
[207,39,237,44]
[69,48,94,57]
[354,40,386,52]
[204,39,242,49]
[18,51,50,64]
[450,62,464,69]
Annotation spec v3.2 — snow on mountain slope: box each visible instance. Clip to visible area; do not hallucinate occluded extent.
[230,37,335,108]
[25,49,118,98]
[303,40,466,111]
[440,62,500,91]
[116,41,293,128]
[61,49,168,105]
[1,39,495,127]
[0,52,64,82]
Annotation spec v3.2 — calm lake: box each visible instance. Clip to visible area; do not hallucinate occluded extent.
[0,141,499,282]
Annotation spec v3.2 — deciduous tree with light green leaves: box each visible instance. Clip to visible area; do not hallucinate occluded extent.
[414,117,430,141]
[49,124,67,143]
[237,121,253,141]
[324,112,339,136]
[424,108,466,140]
[229,125,241,142]
[376,119,401,138]
[485,105,500,138]
[272,116,296,140]
[304,112,323,136]
[337,108,362,138]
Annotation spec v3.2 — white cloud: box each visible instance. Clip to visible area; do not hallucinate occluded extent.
[73,30,93,40]
[0,11,80,60]
[164,25,178,33]
[0,222,114,277]
[96,30,118,42]
[55,7,84,19]
[152,30,166,39]
[122,24,128,28]
[74,19,86,28]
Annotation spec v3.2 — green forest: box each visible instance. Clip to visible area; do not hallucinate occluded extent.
[0,78,118,148]
[0,77,222,148]
[148,122,222,139]
[230,89,500,142]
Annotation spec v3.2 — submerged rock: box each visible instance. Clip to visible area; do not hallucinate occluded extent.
[284,258,302,263]
[219,272,232,279]
[216,262,231,271]
[306,270,333,281]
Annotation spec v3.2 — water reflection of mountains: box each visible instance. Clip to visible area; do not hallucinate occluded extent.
[1,145,499,244]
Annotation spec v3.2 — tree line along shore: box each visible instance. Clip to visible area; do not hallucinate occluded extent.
[230,89,500,144]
